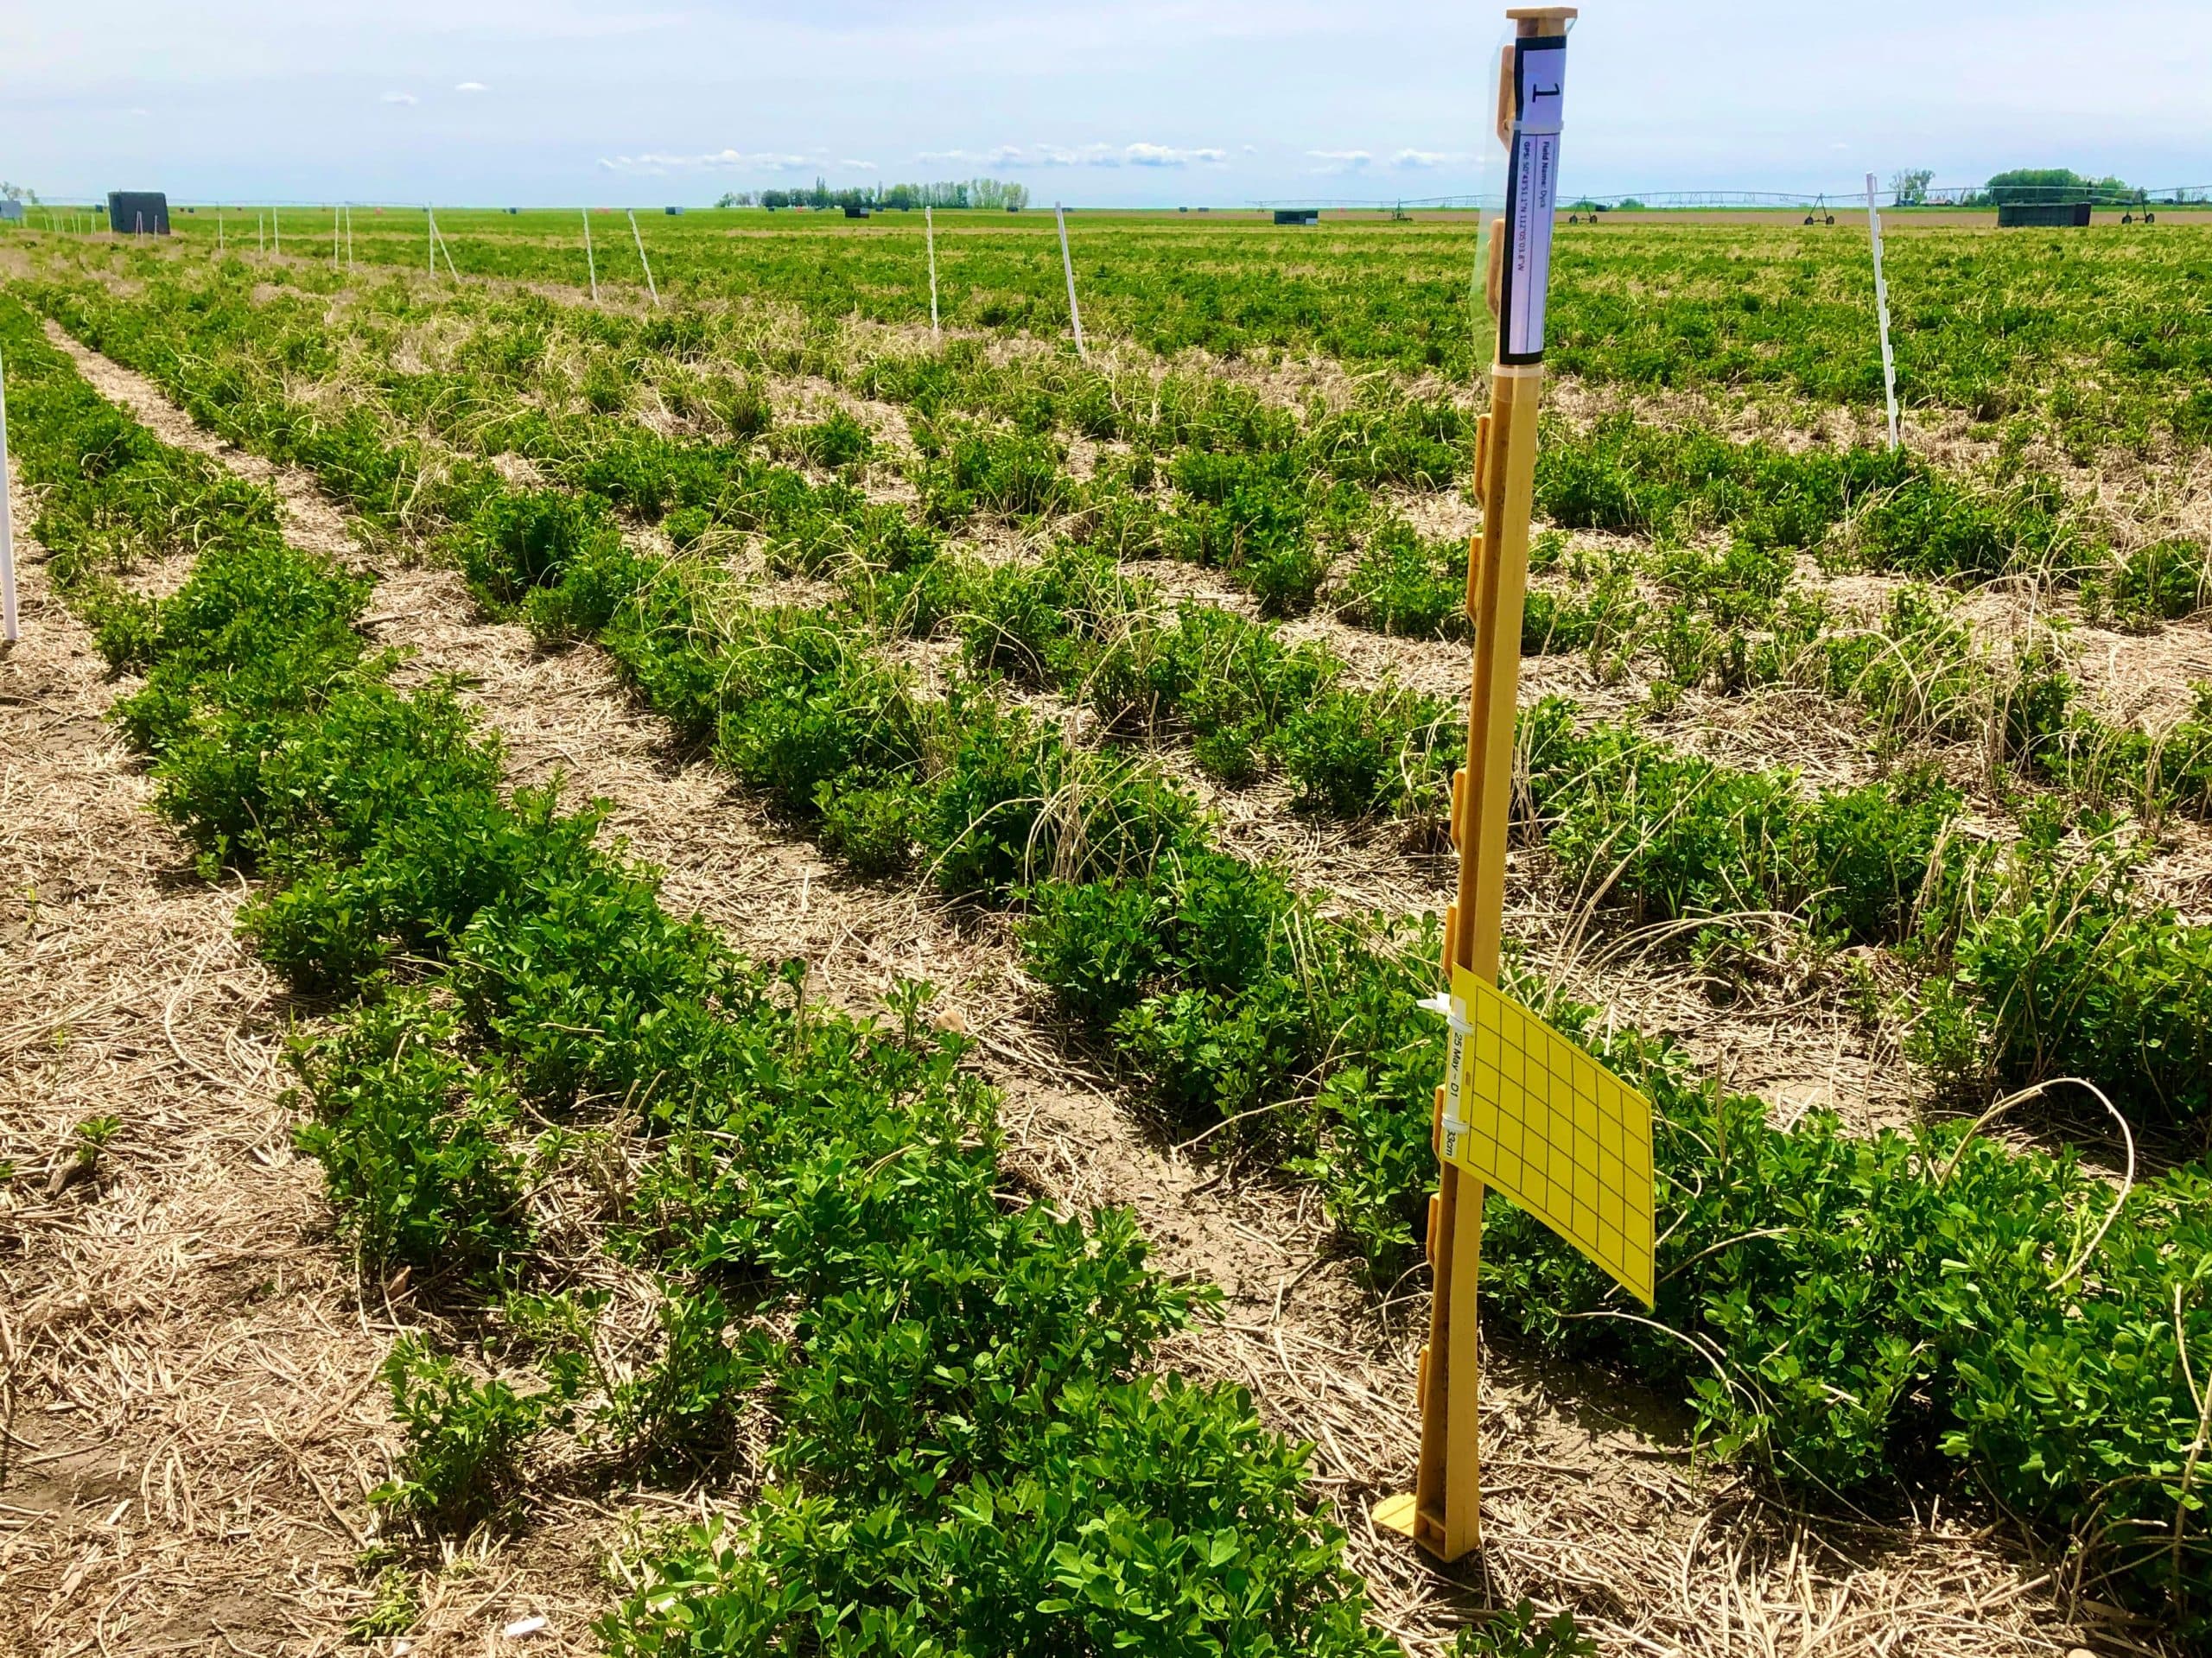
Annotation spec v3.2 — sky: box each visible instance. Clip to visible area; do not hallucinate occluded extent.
[1,1,2206,207]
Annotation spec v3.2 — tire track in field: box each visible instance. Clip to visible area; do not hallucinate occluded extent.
[31,326,2131,1658]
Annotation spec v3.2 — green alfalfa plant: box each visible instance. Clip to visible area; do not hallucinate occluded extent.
[346,1562,420,1640]
[658,364,773,440]
[773,409,874,473]
[287,993,533,1277]
[1268,684,1455,819]
[1926,809,2212,1126]
[1337,518,1470,640]
[598,1283,773,1464]
[450,486,621,610]
[369,1336,582,1534]
[1819,584,1990,746]
[1456,1602,1597,1658]
[814,771,927,875]
[2083,537,2208,631]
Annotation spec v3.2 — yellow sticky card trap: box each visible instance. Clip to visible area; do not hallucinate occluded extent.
[1438,964,1656,1306]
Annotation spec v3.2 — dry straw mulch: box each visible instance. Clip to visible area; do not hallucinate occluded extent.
[0,513,387,1654]
[1,318,2155,1657]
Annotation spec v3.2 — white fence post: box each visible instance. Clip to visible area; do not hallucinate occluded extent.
[1055,201,1085,359]
[1865,172,1900,452]
[627,210,660,308]
[1,349,16,643]
[925,204,940,338]
[582,207,599,303]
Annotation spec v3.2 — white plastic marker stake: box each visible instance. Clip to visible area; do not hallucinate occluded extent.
[925,204,940,339]
[433,211,461,280]
[257,212,264,256]
[332,205,341,268]
[1055,202,1084,359]
[273,208,281,256]
[582,208,599,303]
[1865,172,1900,452]
[0,348,16,642]
[346,204,355,272]
[627,210,659,308]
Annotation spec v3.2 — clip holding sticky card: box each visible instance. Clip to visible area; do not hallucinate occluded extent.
[1420,991,1476,1163]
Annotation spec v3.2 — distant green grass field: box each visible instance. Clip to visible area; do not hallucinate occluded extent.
[62,203,2204,454]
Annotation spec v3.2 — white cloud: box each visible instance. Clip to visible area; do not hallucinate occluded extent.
[454,80,488,92]
[1034,143,1119,167]
[1306,149,1372,172]
[1125,143,1227,167]
[380,90,419,105]
[915,145,1032,166]
[836,158,878,170]
[598,149,817,174]
[916,142,1224,170]
[1390,149,1461,169]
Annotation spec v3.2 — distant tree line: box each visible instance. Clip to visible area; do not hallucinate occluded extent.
[1888,167,2174,207]
[715,176,1032,212]
[1973,168,2145,206]
[1888,168,1935,206]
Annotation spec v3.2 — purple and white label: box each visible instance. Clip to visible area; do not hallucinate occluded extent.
[1503,37,1567,360]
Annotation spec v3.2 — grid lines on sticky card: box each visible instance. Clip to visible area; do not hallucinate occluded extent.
[1446,964,1656,1306]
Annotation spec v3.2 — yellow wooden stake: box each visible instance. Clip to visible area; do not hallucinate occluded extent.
[1374,3,1580,1564]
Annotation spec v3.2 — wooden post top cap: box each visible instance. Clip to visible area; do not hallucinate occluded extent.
[1505,6,1578,31]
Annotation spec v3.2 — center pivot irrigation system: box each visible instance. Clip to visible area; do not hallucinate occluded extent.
[1370,4,1659,1564]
